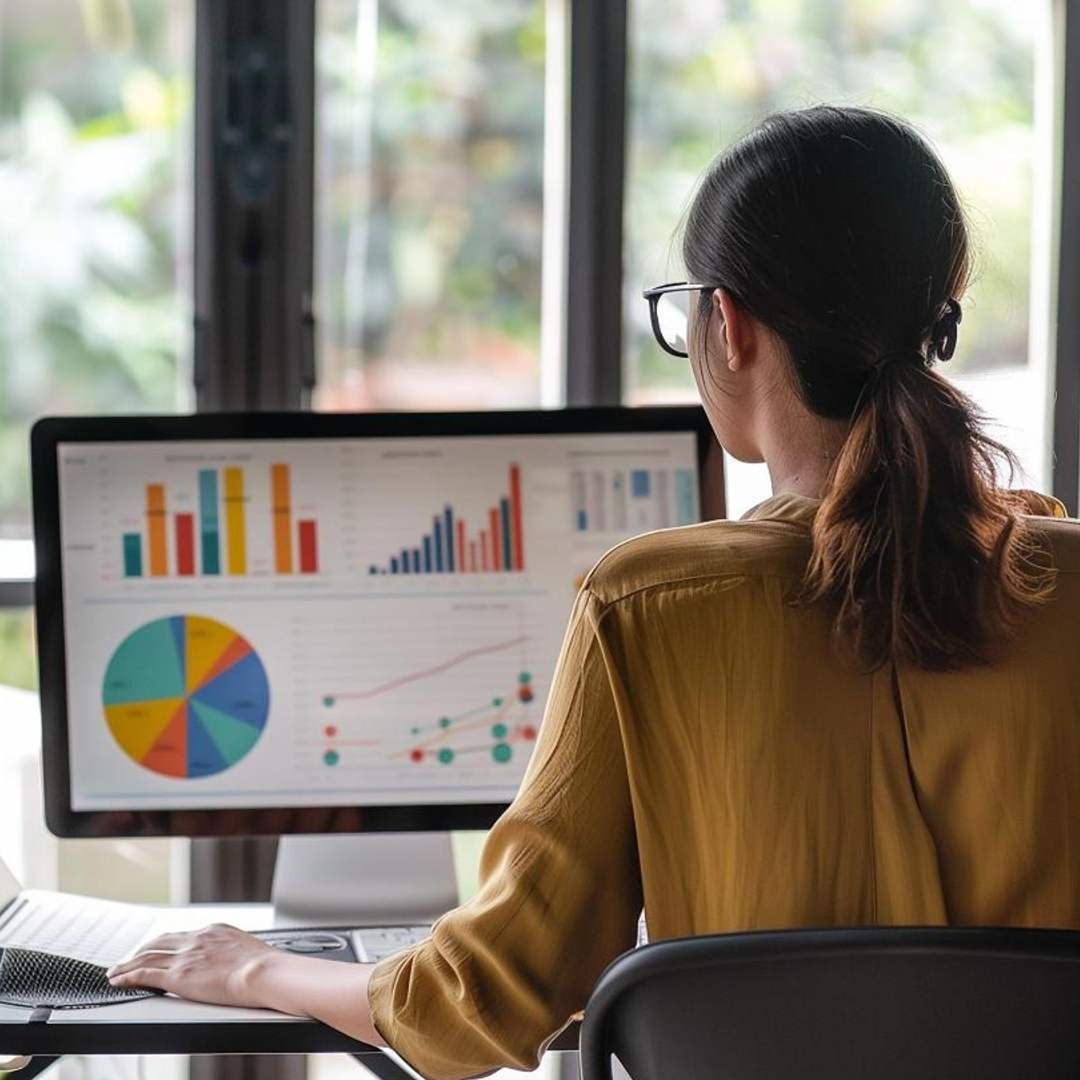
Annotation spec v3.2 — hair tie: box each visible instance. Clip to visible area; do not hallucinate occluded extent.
[872,348,924,376]
[930,298,963,361]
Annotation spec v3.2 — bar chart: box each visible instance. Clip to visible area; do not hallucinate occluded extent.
[571,466,697,534]
[120,462,320,578]
[367,463,525,576]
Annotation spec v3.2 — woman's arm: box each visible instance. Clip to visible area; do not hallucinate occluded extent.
[107,923,386,1046]
[363,586,643,1078]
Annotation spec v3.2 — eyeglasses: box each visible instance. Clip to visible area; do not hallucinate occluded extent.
[642,282,716,358]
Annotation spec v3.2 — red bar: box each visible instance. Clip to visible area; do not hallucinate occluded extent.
[456,519,466,574]
[509,463,524,571]
[479,530,490,572]
[469,540,478,573]
[489,508,502,571]
[175,513,195,576]
[298,520,318,574]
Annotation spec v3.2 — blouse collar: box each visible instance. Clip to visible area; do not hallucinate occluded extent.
[740,492,821,526]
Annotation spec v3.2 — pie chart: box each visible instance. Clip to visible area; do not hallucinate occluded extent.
[103,615,270,779]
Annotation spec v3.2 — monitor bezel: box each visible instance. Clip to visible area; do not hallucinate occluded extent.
[32,406,719,838]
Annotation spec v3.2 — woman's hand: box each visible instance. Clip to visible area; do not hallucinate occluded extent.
[107,923,387,1047]
[107,923,282,1009]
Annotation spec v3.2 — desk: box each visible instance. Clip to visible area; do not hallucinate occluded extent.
[0,903,578,1076]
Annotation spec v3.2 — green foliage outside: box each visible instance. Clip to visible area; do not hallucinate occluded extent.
[315,0,546,410]
[625,0,1038,401]
[0,612,35,691]
[1,0,1039,516]
[0,0,190,539]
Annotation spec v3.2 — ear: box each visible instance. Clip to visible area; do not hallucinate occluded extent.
[715,288,754,372]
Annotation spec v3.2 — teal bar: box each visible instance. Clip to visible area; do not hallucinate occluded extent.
[123,533,143,578]
[199,469,221,575]
[674,468,696,525]
[500,497,512,572]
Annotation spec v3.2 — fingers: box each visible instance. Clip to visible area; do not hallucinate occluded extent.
[109,966,169,991]
[107,949,179,979]
[122,923,240,962]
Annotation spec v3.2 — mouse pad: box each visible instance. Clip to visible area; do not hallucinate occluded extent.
[0,947,159,1009]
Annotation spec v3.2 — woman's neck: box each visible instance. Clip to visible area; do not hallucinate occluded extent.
[761,413,849,499]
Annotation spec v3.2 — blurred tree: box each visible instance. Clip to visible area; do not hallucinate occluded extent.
[0,0,190,536]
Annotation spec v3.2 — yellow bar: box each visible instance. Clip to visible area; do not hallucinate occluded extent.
[146,484,168,577]
[224,467,247,575]
[271,463,293,574]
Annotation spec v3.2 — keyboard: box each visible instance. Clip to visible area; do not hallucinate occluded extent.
[351,925,431,963]
[0,894,156,967]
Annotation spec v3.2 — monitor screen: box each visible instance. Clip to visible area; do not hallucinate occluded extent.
[38,412,709,833]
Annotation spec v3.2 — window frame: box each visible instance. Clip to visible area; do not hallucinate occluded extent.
[1053,0,1080,514]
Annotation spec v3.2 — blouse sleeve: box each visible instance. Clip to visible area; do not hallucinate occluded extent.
[366,587,642,1080]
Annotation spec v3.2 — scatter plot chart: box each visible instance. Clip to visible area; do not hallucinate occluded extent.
[103,615,269,778]
[396,671,536,767]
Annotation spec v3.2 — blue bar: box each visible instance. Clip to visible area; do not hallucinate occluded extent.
[123,533,143,577]
[390,556,400,574]
[400,548,410,574]
[198,469,221,574]
[444,507,455,572]
[433,519,444,572]
[674,468,696,525]
[500,498,512,572]
[369,565,378,575]
[631,469,651,498]
[411,548,421,573]
[423,535,433,573]
[576,510,588,531]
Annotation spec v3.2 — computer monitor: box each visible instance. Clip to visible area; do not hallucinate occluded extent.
[32,408,719,839]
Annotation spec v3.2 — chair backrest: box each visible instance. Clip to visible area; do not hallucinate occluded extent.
[579,927,1080,1080]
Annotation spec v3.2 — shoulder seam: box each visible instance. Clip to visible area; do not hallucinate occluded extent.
[585,567,802,618]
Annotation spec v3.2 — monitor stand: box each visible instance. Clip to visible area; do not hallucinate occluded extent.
[271,833,460,927]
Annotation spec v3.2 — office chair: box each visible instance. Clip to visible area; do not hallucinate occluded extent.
[579,926,1080,1080]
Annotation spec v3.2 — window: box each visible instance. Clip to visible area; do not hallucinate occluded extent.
[314,0,549,411]
[624,0,1051,515]
[0,0,192,915]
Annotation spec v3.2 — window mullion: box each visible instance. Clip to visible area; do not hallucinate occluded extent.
[1052,0,1080,513]
[193,0,315,413]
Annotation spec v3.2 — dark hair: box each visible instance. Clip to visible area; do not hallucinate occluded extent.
[683,105,1053,672]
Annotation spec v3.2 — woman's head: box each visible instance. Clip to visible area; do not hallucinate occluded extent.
[680,106,1052,671]
[683,106,968,452]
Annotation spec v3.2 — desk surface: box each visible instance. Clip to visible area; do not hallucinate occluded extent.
[0,903,579,1057]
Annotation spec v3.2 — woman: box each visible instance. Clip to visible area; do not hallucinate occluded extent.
[109,106,1079,1079]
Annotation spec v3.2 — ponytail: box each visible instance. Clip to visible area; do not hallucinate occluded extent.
[802,359,1054,671]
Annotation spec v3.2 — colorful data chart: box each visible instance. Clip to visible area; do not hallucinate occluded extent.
[102,615,270,779]
[571,466,697,533]
[392,671,537,769]
[121,464,319,579]
[368,463,525,576]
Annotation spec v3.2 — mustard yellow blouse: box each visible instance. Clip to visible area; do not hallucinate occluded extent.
[368,493,1079,1080]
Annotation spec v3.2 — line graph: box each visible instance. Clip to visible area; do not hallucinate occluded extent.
[311,628,537,770]
[321,635,530,705]
[287,596,545,783]
[389,672,538,766]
